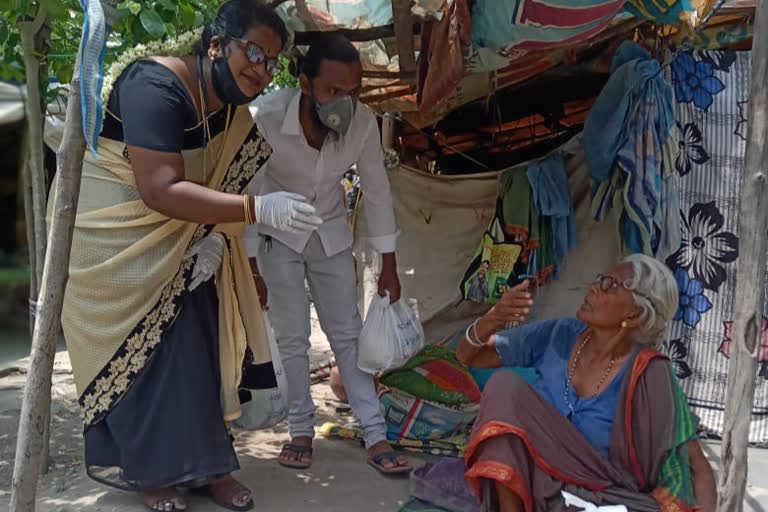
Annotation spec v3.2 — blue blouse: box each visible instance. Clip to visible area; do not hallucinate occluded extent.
[493,318,632,457]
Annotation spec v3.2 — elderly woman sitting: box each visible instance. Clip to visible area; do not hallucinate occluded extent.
[456,254,716,512]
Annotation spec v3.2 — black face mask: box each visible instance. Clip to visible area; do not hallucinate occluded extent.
[211,55,258,106]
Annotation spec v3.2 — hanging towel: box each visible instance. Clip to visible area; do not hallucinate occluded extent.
[78,0,119,156]
[583,41,678,257]
[583,41,675,187]
[526,154,578,277]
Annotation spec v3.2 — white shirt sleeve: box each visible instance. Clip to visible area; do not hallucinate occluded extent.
[355,114,398,254]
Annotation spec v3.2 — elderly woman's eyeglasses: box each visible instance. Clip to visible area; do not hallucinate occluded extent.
[594,273,654,306]
[594,274,623,292]
[227,35,283,77]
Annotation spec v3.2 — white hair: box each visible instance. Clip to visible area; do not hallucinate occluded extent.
[622,254,679,348]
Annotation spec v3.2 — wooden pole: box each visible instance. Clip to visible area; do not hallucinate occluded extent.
[391,0,417,78]
[381,115,396,149]
[10,70,87,512]
[717,1,768,510]
[294,24,398,45]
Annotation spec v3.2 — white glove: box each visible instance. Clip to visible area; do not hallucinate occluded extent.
[254,192,323,233]
[185,232,226,291]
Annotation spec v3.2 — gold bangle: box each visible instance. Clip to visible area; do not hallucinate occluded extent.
[243,193,253,224]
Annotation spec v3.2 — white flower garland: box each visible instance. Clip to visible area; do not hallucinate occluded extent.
[100,27,204,120]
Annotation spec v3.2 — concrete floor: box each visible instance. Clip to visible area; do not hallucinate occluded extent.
[1,310,767,511]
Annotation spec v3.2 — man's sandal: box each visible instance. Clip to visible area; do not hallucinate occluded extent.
[367,451,411,476]
[278,443,313,469]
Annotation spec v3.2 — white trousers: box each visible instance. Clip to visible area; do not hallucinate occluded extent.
[257,233,387,448]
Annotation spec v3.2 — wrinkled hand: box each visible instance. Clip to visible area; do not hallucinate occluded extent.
[378,266,401,304]
[487,280,533,327]
[253,274,269,310]
[254,192,323,233]
[185,232,226,291]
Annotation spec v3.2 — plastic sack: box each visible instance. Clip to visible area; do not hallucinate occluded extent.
[380,388,479,441]
[358,293,425,374]
[234,313,288,430]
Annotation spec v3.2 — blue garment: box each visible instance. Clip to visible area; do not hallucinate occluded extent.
[493,318,632,457]
[527,154,578,277]
[583,41,675,186]
[470,366,536,391]
[583,41,677,257]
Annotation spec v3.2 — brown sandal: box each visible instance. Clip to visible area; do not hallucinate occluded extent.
[367,451,411,476]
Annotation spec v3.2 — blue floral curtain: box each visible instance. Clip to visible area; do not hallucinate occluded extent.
[664,50,768,443]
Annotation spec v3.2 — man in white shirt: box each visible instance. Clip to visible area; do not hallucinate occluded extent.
[245,35,409,474]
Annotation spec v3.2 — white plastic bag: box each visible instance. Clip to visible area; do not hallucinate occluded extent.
[358,293,425,374]
[235,312,288,430]
[561,491,628,512]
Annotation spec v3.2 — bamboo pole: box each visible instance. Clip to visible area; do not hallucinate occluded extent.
[717,1,768,510]
[10,68,87,512]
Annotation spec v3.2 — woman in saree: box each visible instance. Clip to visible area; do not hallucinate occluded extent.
[54,2,321,510]
[456,254,716,512]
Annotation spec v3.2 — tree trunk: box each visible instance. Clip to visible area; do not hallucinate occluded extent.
[717,2,768,510]
[18,125,37,336]
[19,8,53,478]
[10,74,87,512]
[18,9,49,297]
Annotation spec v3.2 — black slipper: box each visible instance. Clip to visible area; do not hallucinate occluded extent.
[278,443,313,469]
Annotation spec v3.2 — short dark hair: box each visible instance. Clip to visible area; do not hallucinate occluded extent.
[300,33,360,80]
[199,0,289,54]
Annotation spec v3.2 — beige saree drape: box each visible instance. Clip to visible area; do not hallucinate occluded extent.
[53,105,272,428]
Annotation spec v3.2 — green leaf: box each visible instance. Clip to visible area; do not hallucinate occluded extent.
[0,0,20,12]
[156,0,177,13]
[0,19,9,47]
[131,15,148,40]
[139,8,166,37]
[54,64,73,85]
[194,11,204,27]
[119,0,142,16]
[38,0,70,19]
[179,2,195,26]
[164,22,176,36]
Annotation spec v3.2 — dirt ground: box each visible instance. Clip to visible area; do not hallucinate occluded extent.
[3,311,768,511]
[0,310,418,512]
